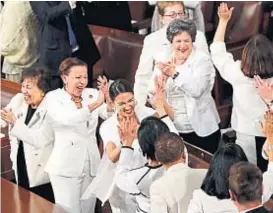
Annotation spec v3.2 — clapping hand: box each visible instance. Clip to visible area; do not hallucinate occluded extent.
[254,75,273,106]
[1,108,16,125]
[118,116,139,147]
[97,75,114,111]
[148,75,167,117]
[155,61,176,78]
[217,2,234,23]
[260,110,273,159]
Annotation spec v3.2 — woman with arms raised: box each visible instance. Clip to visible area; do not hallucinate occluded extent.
[44,57,111,213]
[210,3,273,171]
[82,78,176,213]
[149,18,220,154]
[1,66,54,202]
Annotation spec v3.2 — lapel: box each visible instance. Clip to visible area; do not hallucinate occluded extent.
[27,99,47,128]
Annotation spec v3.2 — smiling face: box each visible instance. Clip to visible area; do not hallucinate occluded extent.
[62,65,88,97]
[114,92,136,117]
[160,3,185,26]
[21,78,45,107]
[172,31,193,63]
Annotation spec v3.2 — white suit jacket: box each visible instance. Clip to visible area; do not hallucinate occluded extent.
[44,88,108,177]
[134,26,209,105]
[148,48,220,136]
[150,163,207,213]
[187,162,273,213]
[2,93,54,187]
[210,41,273,137]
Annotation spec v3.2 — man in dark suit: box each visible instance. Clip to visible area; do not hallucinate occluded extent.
[30,1,100,89]
[229,162,273,213]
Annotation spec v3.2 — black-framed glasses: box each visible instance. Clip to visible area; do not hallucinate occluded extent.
[164,12,185,19]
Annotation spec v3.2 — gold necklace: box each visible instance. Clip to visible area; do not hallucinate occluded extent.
[71,96,83,103]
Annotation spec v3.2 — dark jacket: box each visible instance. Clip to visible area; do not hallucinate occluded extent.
[30,1,100,76]
[246,206,273,213]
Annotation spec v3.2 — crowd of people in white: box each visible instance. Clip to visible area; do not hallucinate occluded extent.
[1,2,273,213]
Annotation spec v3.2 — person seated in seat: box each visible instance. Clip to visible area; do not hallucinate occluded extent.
[150,132,207,213]
[134,1,209,106]
[1,66,54,202]
[148,18,220,154]
[229,162,273,213]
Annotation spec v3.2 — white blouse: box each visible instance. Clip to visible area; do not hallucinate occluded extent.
[210,41,273,137]
[81,104,155,205]
[149,47,220,136]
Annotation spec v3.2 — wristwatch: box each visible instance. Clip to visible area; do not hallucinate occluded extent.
[172,72,179,80]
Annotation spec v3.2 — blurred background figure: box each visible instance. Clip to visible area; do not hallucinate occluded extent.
[0,1,40,83]
[30,1,100,89]
[150,1,205,32]
[83,1,133,32]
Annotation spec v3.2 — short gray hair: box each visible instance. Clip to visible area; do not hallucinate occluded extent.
[166,18,197,43]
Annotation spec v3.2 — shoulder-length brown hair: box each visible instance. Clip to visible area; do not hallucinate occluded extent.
[241,34,273,79]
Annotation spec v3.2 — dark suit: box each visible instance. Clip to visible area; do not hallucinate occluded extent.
[30,1,100,88]
[246,206,273,213]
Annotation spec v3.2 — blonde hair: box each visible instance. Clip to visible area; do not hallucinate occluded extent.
[157,1,185,16]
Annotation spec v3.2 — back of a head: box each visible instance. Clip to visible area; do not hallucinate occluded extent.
[138,116,170,161]
[155,132,184,165]
[229,162,263,204]
[201,143,248,199]
[241,34,273,79]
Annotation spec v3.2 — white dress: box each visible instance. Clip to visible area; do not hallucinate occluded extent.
[82,104,155,213]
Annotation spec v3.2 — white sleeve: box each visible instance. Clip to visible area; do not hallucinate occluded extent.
[9,112,54,149]
[115,147,140,194]
[186,190,204,213]
[150,182,169,213]
[174,55,215,98]
[161,116,178,134]
[195,31,209,54]
[210,41,245,84]
[44,93,92,126]
[262,162,273,203]
[134,36,154,105]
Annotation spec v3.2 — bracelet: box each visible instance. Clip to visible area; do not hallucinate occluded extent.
[172,72,179,80]
[159,114,168,120]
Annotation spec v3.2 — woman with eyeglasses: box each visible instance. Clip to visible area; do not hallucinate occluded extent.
[148,18,220,154]
[82,78,177,213]
[134,1,208,106]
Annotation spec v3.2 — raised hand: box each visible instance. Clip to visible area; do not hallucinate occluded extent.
[97,75,114,111]
[155,61,176,78]
[254,75,273,105]
[217,2,234,23]
[1,108,16,125]
[118,116,138,147]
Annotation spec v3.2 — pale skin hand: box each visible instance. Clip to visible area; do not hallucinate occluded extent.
[254,75,273,105]
[88,90,105,112]
[1,108,16,125]
[213,3,234,43]
[155,62,176,78]
[118,116,139,147]
[97,75,114,112]
[260,110,273,161]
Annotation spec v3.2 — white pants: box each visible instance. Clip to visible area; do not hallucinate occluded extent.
[236,132,257,165]
[49,160,96,213]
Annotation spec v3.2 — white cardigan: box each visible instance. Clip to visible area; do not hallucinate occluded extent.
[210,41,273,137]
[148,48,220,137]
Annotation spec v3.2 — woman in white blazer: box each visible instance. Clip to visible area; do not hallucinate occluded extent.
[149,18,220,154]
[134,1,209,106]
[187,143,273,213]
[43,58,111,213]
[210,3,273,171]
[1,66,54,202]
[82,79,174,213]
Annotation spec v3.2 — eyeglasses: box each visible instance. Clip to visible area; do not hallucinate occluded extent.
[164,12,185,19]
